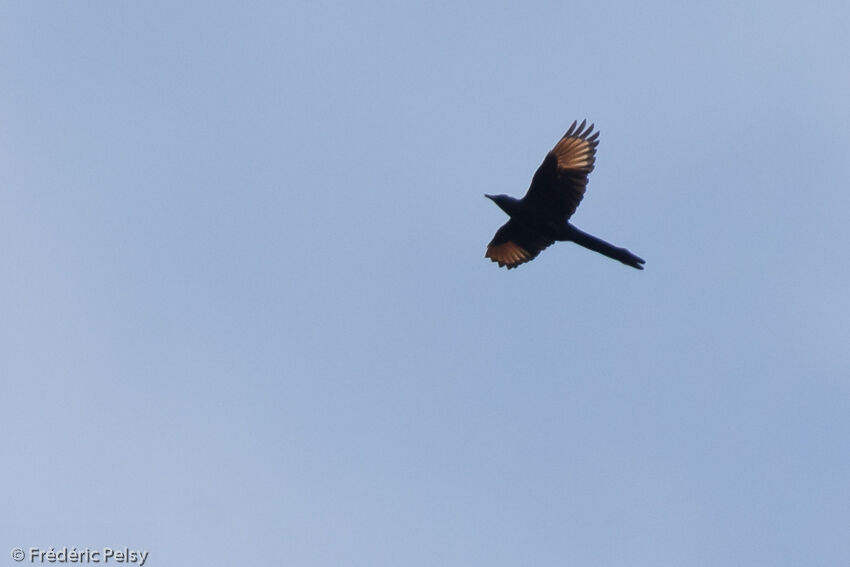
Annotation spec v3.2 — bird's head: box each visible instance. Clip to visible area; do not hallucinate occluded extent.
[485,194,519,216]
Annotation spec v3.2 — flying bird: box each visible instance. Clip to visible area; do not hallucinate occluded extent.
[485,120,645,270]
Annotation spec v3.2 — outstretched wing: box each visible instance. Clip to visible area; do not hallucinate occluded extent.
[485,220,554,269]
[522,120,599,220]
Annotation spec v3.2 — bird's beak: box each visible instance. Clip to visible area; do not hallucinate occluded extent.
[484,194,495,200]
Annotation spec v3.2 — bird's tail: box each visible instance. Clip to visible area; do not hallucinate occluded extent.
[563,225,645,270]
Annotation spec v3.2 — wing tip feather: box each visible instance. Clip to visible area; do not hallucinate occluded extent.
[485,241,533,269]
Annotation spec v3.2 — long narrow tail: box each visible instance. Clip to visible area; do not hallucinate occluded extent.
[564,225,645,270]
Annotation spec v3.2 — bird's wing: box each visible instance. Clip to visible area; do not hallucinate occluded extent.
[485,220,554,269]
[522,120,600,220]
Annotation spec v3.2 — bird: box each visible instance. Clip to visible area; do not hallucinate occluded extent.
[485,120,645,270]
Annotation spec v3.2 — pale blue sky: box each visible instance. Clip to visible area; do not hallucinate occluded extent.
[2,2,849,566]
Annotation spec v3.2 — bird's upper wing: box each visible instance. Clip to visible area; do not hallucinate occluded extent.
[522,120,600,220]
[485,220,554,269]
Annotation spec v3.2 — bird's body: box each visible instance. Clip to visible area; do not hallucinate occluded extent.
[485,120,645,270]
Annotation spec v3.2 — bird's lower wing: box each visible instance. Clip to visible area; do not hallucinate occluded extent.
[486,221,553,269]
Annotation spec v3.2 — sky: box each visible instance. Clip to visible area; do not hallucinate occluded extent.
[1,2,849,566]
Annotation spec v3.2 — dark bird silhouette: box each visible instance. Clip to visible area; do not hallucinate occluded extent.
[485,120,645,270]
